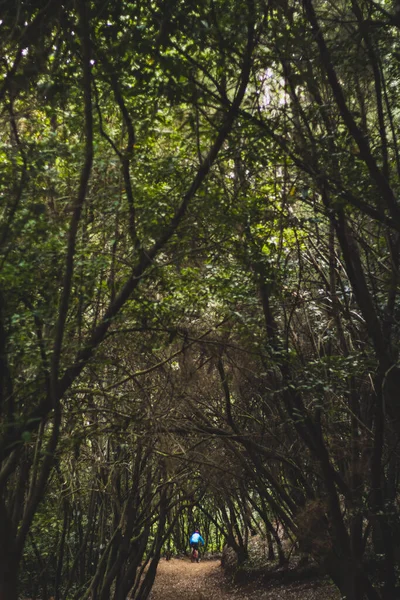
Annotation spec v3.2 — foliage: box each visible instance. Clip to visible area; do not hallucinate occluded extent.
[1,1,400,600]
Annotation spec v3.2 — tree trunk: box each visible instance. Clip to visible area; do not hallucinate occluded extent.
[0,499,18,600]
[323,553,381,600]
[266,530,275,560]
[0,557,19,600]
[236,545,249,566]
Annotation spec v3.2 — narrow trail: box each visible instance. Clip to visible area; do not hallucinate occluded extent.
[148,558,340,600]
[148,559,232,600]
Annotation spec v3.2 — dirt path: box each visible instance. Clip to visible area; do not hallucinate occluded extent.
[148,558,232,600]
[148,558,340,600]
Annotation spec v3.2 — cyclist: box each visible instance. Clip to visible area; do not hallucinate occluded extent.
[189,528,205,562]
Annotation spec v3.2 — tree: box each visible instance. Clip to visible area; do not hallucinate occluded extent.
[0,0,258,597]
[3,1,400,599]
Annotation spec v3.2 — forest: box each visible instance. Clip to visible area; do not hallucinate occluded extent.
[1,1,400,599]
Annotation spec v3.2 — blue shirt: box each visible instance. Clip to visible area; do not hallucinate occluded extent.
[190,532,205,545]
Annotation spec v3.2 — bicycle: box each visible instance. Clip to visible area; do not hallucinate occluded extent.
[191,544,200,563]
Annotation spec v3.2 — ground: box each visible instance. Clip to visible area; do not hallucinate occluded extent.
[148,558,340,600]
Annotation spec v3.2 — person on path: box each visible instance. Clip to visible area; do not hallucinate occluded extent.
[189,528,205,561]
